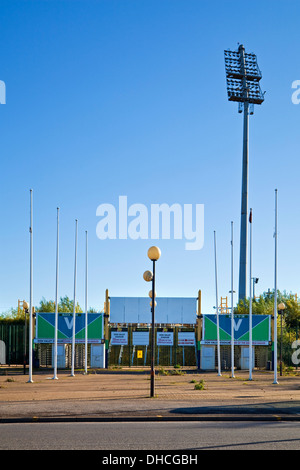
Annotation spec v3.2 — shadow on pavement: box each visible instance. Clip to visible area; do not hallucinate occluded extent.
[170,401,300,415]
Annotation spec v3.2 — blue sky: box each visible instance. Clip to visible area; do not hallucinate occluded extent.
[0,0,299,316]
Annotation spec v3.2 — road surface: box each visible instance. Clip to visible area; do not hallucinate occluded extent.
[1,421,300,451]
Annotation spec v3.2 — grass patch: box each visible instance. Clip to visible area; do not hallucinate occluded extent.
[158,367,186,376]
[170,369,186,376]
[193,379,205,390]
[158,367,169,376]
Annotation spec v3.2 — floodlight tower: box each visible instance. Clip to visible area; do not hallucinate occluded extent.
[224,44,264,301]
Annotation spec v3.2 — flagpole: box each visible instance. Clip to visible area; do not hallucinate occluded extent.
[28,189,33,383]
[231,221,235,378]
[249,208,253,380]
[85,230,88,374]
[214,231,221,376]
[273,190,278,384]
[71,219,78,377]
[53,207,59,380]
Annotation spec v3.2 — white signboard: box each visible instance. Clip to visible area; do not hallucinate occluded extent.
[157,331,174,346]
[132,331,149,346]
[110,297,196,324]
[178,332,195,346]
[110,331,128,345]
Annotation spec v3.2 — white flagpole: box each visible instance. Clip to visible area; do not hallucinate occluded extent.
[231,221,235,378]
[249,208,253,380]
[28,189,33,383]
[214,231,221,376]
[53,207,59,380]
[71,219,78,377]
[85,230,88,374]
[273,190,278,384]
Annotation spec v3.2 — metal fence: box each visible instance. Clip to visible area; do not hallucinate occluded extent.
[0,320,297,372]
[0,322,26,365]
[108,325,197,368]
[216,345,270,370]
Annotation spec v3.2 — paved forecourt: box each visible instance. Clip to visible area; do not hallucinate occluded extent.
[1,368,300,422]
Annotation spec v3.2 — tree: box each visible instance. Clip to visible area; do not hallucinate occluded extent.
[234,290,300,338]
[281,296,300,333]
[234,291,274,316]
[0,307,25,322]
[1,295,98,322]
[36,296,83,313]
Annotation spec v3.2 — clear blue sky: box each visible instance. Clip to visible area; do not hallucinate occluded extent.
[1,0,299,316]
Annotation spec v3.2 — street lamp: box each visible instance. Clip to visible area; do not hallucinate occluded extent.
[252,277,259,299]
[278,302,286,376]
[143,246,161,398]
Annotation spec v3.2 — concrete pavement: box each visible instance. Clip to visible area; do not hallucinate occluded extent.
[1,368,300,422]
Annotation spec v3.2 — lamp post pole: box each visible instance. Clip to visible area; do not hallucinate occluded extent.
[150,259,156,398]
[273,189,278,384]
[224,45,264,302]
[85,230,88,375]
[214,231,221,376]
[239,77,249,302]
[230,221,235,378]
[28,189,33,383]
[143,246,161,399]
[71,219,78,377]
[53,207,59,380]
[280,311,283,377]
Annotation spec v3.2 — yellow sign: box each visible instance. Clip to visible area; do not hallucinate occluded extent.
[137,350,143,359]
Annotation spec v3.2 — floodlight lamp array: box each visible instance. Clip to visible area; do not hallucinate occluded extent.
[224,47,264,105]
[226,78,264,104]
[224,50,262,81]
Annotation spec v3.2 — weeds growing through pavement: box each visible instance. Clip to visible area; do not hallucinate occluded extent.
[191,378,205,390]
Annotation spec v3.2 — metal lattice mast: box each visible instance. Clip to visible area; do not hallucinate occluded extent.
[224,44,264,301]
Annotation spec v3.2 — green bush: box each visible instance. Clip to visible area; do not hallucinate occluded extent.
[194,379,205,390]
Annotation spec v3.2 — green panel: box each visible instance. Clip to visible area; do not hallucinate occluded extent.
[239,317,269,342]
[239,331,249,342]
[204,316,217,340]
[204,316,231,341]
[252,317,269,341]
[219,326,231,341]
[37,316,54,339]
[36,312,103,343]
[37,315,68,340]
[203,314,270,343]
[74,315,103,340]
[88,316,103,339]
